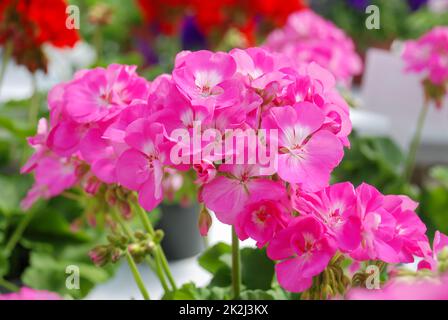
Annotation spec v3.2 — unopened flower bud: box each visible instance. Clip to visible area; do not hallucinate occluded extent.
[89,245,110,267]
[154,230,164,243]
[105,188,117,206]
[198,206,212,237]
[118,201,132,220]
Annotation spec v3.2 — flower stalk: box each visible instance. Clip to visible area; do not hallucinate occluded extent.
[403,100,430,183]
[231,226,241,299]
[125,249,150,300]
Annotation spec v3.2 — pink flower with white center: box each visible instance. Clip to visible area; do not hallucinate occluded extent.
[267,215,336,293]
[116,119,171,211]
[201,164,286,225]
[230,47,276,81]
[293,182,361,252]
[0,287,61,300]
[235,198,291,248]
[383,195,429,263]
[264,10,362,85]
[262,101,344,192]
[172,50,240,110]
[403,27,448,86]
[282,63,352,147]
[21,118,49,174]
[63,64,149,123]
[349,183,399,263]
[21,155,79,210]
[418,230,448,271]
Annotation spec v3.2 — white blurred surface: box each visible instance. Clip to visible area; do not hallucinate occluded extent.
[0,42,95,102]
[361,47,448,163]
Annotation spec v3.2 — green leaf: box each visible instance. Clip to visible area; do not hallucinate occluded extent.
[22,251,112,299]
[241,247,275,290]
[208,266,232,288]
[162,283,231,300]
[198,242,231,274]
[430,166,448,189]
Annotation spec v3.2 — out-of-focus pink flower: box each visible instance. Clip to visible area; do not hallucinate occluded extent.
[63,64,149,123]
[0,287,61,300]
[20,118,49,174]
[267,215,336,293]
[346,276,448,300]
[21,155,79,210]
[264,10,362,86]
[418,230,448,271]
[403,27,448,86]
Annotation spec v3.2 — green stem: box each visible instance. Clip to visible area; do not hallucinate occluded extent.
[403,101,430,183]
[133,203,177,290]
[28,75,39,126]
[109,208,157,272]
[0,278,19,292]
[231,226,241,299]
[0,41,13,94]
[4,211,35,256]
[125,250,150,300]
[159,249,177,291]
[152,246,170,293]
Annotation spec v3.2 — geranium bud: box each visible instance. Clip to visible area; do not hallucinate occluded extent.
[154,230,164,243]
[118,201,132,220]
[105,188,117,206]
[89,245,110,267]
[198,206,212,237]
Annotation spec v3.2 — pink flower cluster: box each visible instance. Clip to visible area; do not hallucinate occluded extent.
[22,47,441,294]
[263,10,362,86]
[403,27,448,86]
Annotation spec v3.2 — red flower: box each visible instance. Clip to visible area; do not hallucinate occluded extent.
[0,0,80,72]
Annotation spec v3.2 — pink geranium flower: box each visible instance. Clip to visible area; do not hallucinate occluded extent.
[21,118,49,174]
[264,10,362,85]
[235,199,291,248]
[267,215,336,293]
[116,119,171,211]
[349,183,399,263]
[383,195,429,263]
[172,50,241,110]
[403,27,448,86]
[201,164,286,224]
[418,230,448,271]
[21,155,79,210]
[262,101,344,191]
[346,275,448,300]
[63,64,149,123]
[293,182,361,252]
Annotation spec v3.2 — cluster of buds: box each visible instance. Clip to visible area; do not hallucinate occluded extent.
[301,254,351,300]
[89,232,128,267]
[105,186,137,220]
[89,222,165,266]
